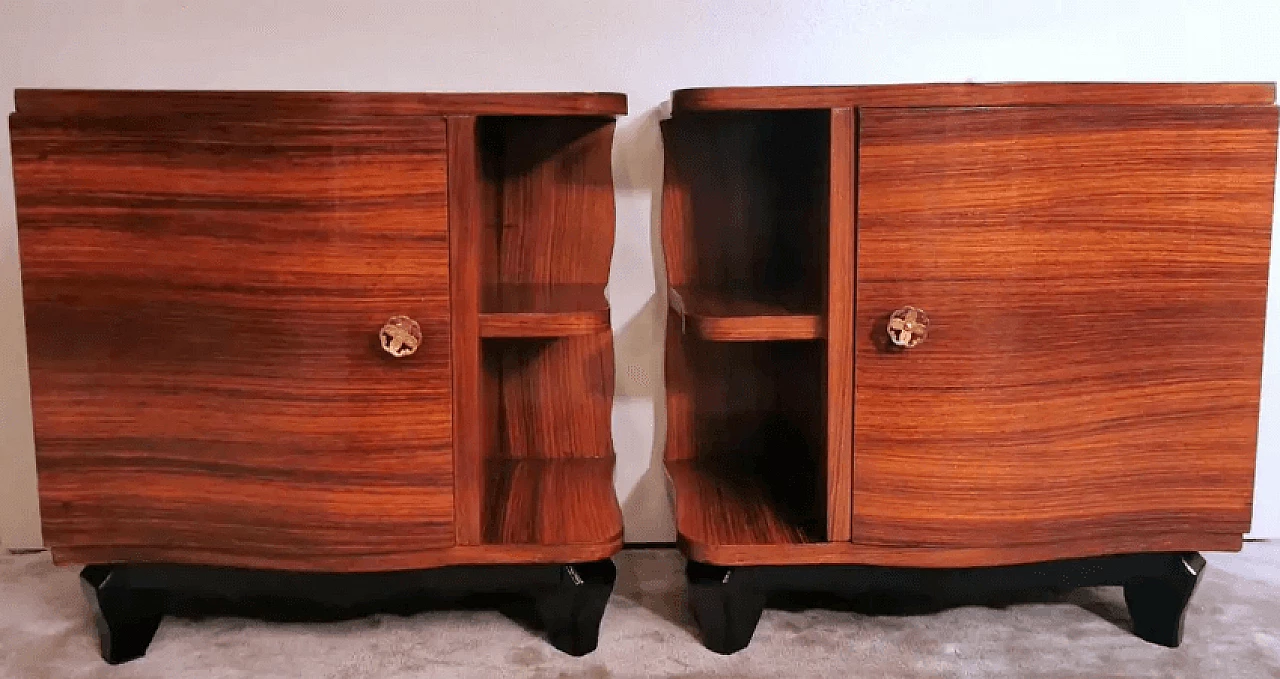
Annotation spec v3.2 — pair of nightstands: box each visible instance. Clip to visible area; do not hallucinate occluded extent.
[9,84,1276,662]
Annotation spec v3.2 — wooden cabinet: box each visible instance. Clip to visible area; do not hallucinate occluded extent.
[9,89,626,661]
[661,83,1278,653]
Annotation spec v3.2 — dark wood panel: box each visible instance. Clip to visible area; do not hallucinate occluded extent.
[668,287,822,341]
[825,108,855,542]
[480,284,610,337]
[673,82,1275,112]
[483,458,623,546]
[448,116,484,546]
[12,114,456,567]
[16,89,627,117]
[853,105,1277,555]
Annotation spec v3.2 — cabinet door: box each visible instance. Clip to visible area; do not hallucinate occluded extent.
[853,106,1277,553]
[12,114,454,569]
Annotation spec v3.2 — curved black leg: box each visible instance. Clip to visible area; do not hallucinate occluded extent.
[687,561,766,654]
[1123,552,1205,648]
[80,566,166,664]
[534,560,616,656]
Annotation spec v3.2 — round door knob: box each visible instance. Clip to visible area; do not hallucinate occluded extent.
[887,306,929,348]
[379,316,422,357]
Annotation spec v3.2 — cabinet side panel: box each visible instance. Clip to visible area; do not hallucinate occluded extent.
[854,106,1277,553]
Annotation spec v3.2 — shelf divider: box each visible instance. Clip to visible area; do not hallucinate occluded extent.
[669,286,823,341]
[479,284,610,338]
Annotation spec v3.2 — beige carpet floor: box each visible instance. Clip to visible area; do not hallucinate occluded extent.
[2,544,1279,678]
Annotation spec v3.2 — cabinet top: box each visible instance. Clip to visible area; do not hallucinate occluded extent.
[12,89,628,117]
[671,82,1275,113]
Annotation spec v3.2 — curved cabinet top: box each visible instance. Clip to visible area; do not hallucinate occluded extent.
[672,82,1275,112]
[14,89,628,118]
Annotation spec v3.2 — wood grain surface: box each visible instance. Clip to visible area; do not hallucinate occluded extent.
[661,111,830,549]
[483,117,618,462]
[668,287,822,341]
[480,284,610,337]
[677,533,1244,568]
[667,460,819,547]
[484,458,623,546]
[12,113,456,569]
[673,82,1275,112]
[16,89,628,117]
[664,87,1276,568]
[825,108,855,542]
[51,542,624,573]
[447,116,485,546]
[660,111,829,300]
[853,105,1278,555]
[492,334,616,460]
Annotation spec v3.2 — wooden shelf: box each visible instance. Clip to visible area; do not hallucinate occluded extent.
[666,460,820,548]
[479,285,610,338]
[669,287,823,341]
[484,458,622,547]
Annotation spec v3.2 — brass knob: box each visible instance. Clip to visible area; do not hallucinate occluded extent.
[379,316,422,357]
[887,307,929,348]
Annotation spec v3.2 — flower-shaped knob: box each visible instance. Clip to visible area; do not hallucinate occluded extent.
[886,307,929,348]
[379,316,422,357]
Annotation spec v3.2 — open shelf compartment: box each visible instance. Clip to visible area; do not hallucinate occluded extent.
[661,109,831,344]
[662,109,836,556]
[463,114,621,550]
[664,332,827,549]
[478,335,620,548]
[475,115,615,341]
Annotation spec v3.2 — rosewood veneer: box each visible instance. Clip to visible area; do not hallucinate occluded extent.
[9,89,626,662]
[661,82,1278,652]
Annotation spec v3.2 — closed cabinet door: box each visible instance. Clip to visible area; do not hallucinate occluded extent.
[853,106,1277,555]
[11,113,454,569]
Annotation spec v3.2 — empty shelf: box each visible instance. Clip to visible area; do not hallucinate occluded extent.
[669,287,823,341]
[483,457,622,547]
[666,460,820,547]
[480,284,610,338]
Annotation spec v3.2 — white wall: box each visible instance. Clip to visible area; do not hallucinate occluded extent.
[2,0,1278,547]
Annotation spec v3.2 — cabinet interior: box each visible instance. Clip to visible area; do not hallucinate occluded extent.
[663,110,832,545]
[472,116,618,545]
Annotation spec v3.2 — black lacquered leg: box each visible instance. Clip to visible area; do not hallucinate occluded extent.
[687,561,766,654]
[80,566,166,664]
[534,560,616,656]
[1123,552,1205,648]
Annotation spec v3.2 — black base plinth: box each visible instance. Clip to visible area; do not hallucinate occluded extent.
[80,559,616,664]
[685,552,1206,654]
